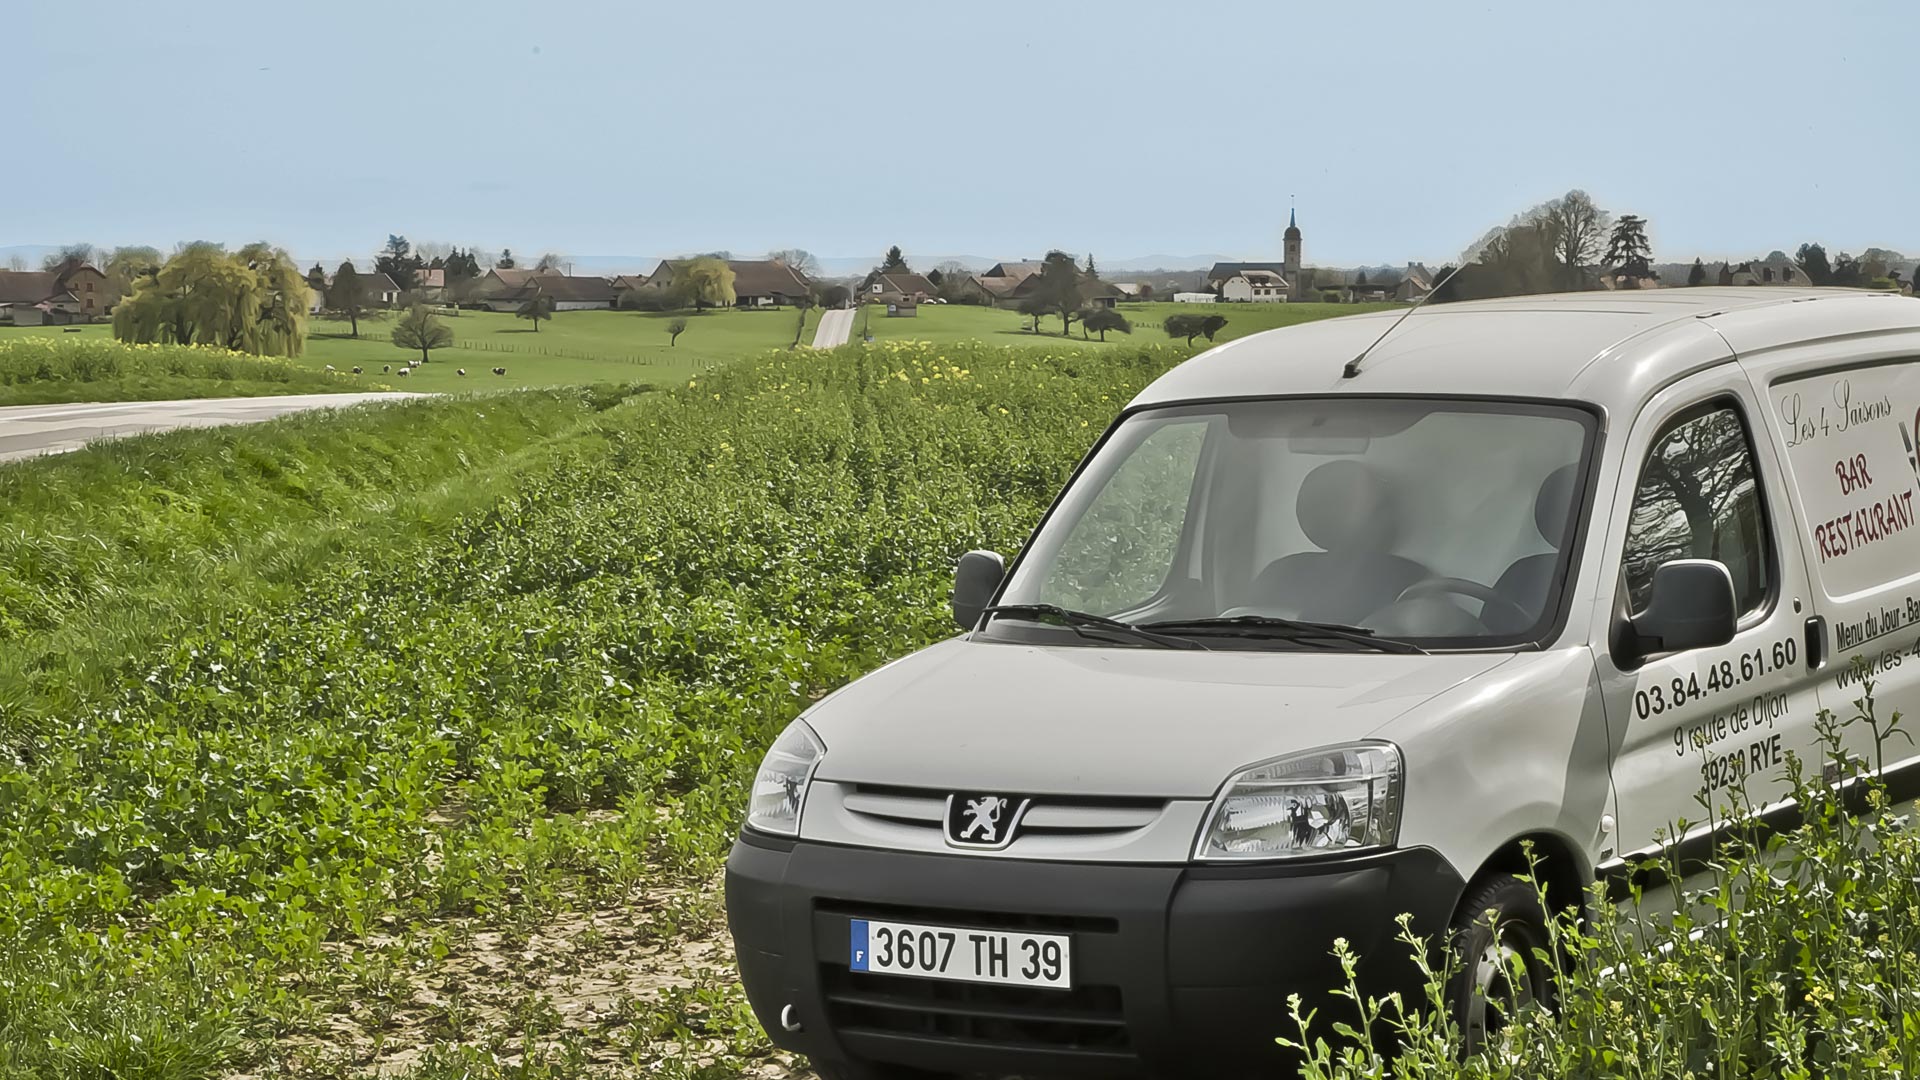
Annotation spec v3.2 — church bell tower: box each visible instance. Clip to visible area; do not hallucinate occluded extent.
[1282,208,1303,300]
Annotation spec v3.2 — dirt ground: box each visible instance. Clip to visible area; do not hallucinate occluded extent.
[230,877,808,1079]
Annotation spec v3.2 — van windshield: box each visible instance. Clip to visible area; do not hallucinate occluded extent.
[992,398,1597,648]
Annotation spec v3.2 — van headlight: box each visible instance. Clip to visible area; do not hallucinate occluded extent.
[1194,743,1403,861]
[747,719,826,837]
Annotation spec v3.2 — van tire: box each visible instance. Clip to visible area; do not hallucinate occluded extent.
[811,1060,947,1080]
[1446,875,1554,1051]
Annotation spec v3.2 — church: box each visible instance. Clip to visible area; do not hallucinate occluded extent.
[1203,210,1308,302]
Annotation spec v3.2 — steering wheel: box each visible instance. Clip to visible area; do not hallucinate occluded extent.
[1395,577,1533,630]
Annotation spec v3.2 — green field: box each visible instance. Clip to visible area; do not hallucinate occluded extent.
[0,336,355,406]
[0,308,816,395]
[5,322,1920,1078]
[0,301,1402,402]
[855,299,1402,349]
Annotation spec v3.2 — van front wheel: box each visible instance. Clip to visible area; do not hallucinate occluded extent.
[1446,875,1554,1051]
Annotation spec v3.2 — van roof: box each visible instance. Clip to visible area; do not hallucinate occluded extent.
[1133,288,1920,412]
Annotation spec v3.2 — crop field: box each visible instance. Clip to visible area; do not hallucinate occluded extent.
[8,311,1919,1079]
[0,338,1195,1078]
[0,336,354,406]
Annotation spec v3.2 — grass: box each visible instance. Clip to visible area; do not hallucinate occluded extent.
[853,299,1403,349]
[0,336,355,406]
[0,307,817,396]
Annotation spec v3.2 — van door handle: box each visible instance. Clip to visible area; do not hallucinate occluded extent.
[1805,616,1828,671]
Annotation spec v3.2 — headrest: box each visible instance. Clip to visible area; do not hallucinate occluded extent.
[1297,459,1396,551]
[1534,463,1579,547]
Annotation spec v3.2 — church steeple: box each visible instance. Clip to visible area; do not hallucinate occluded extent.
[1282,207,1303,300]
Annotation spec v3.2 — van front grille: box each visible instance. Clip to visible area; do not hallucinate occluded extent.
[837,783,1168,840]
[820,965,1133,1057]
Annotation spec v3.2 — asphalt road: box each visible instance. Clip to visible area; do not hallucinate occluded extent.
[811,307,856,348]
[0,392,427,464]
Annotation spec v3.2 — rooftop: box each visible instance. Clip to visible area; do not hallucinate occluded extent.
[1133,288,1920,413]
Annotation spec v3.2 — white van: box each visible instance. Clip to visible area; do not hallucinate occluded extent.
[726,287,1920,1079]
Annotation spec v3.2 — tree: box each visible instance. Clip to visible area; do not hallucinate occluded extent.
[1604,214,1654,284]
[1201,314,1229,341]
[377,235,424,291]
[1164,312,1204,344]
[534,252,566,272]
[1355,270,1369,287]
[1831,252,1864,288]
[768,249,821,278]
[789,293,816,348]
[819,283,851,309]
[666,317,688,346]
[1795,243,1832,286]
[1083,253,1098,277]
[391,303,454,364]
[103,245,162,295]
[497,248,517,269]
[41,243,97,275]
[1688,258,1707,287]
[1017,294,1049,333]
[678,257,736,309]
[1033,250,1083,334]
[113,243,308,356]
[881,246,907,271]
[516,291,554,330]
[1082,307,1132,341]
[1539,190,1609,289]
[329,262,377,337]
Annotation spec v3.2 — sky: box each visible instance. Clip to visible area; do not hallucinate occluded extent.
[9,0,1917,270]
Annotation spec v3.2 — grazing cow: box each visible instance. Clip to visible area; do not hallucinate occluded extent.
[492,367,507,375]
[324,364,336,372]
[456,368,467,376]
[382,364,391,374]
[397,368,411,377]
[351,366,363,374]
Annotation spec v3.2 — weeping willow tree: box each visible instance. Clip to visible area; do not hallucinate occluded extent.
[113,243,311,356]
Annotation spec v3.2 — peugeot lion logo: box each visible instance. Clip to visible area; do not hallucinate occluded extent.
[945,793,1031,850]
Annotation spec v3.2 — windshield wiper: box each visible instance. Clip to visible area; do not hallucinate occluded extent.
[981,604,1209,651]
[1140,615,1427,654]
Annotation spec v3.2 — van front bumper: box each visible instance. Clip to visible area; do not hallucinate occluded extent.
[725,833,1464,1078]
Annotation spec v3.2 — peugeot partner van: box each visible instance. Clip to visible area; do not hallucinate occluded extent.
[726,287,1920,1079]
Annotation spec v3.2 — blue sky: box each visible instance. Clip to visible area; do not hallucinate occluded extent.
[11,0,1915,268]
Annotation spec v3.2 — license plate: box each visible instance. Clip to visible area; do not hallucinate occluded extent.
[849,918,1071,989]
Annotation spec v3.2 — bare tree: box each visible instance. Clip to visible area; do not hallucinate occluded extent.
[5,255,25,272]
[768,249,822,278]
[1539,190,1610,289]
[534,252,567,273]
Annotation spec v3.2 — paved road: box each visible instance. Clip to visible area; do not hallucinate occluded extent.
[0,392,428,464]
[812,307,856,348]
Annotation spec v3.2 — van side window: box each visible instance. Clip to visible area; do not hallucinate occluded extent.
[1622,405,1771,615]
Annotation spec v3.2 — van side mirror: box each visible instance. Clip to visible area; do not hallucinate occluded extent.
[952,550,1005,630]
[1627,560,1738,660]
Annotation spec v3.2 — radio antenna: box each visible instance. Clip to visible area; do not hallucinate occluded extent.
[1341,262,1466,380]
